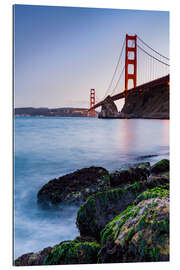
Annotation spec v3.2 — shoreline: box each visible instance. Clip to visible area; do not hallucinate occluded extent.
[15,158,170,265]
[14,114,169,120]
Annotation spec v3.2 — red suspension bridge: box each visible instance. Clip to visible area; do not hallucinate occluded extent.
[89,34,170,116]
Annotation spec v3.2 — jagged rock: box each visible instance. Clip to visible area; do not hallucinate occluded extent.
[99,196,169,263]
[14,247,52,266]
[37,166,109,207]
[98,95,119,118]
[110,163,150,188]
[151,159,169,174]
[43,239,100,265]
[76,173,169,240]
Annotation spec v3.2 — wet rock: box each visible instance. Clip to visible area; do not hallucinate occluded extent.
[43,240,100,265]
[110,163,150,188]
[14,247,52,266]
[37,166,109,206]
[151,159,169,174]
[76,175,169,240]
[99,196,169,263]
[137,154,159,160]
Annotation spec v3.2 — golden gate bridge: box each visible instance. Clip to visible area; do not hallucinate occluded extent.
[89,34,170,117]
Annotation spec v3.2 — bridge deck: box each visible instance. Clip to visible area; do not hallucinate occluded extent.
[90,74,169,111]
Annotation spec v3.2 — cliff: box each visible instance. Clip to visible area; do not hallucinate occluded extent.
[120,84,169,119]
[99,83,169,119]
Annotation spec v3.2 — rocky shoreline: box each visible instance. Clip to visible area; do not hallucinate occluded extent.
[15,159,169,266]
[98,80,169,119]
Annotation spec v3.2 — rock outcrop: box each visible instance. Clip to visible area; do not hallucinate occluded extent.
[109,162,150,187]
[99,196,169,262]
[120,84,169,119]
[98,96,119,118]
[14,247,52,266]
[76,174,169,240]
[15,159,170,265]
[43,239,100,265]
[151,159,169,174]
[37,166,109,207]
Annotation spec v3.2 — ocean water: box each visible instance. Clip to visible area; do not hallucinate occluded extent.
[14,116,169,259]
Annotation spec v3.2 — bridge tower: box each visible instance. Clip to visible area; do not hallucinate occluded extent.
[89,88,95,117]
[125,34,137,92]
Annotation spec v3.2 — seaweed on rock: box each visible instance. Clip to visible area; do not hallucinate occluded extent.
[98,197,169,263]
[43,240,100,265]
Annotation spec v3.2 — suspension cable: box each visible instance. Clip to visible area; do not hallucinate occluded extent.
[110,65,125,96]
[137,35,169,61]
[102,38,125,99]
[137,45,170,67]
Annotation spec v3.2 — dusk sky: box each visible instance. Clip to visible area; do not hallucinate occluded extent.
[14,5,169,109]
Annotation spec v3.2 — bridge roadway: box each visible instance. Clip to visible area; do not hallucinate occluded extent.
[90,74,169,111]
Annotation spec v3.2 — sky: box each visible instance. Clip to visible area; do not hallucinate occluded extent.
[14,5,169,109]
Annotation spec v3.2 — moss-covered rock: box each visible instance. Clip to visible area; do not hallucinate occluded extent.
[109,163,150,188]
[99,197,169,263]
[43,240,100,265]
[37,166,109,207]
[151,159,169,174]
[76,175,169,240]
[110,162,150,187]
[14,247,52,266]
[134,185,169,205]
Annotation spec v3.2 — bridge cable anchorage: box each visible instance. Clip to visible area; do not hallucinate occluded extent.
[137,45,170,67]
[137,35,169,61]
[110,65,125,96]
[102,38,126,100]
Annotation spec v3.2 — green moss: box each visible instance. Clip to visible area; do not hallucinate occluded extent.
[132,207,140,217]
[137,212,148,231]
[138,237,148,257]
[137,234,161,261]
[43,241,100,265]
[126,182,141,194]
[138,163,150,170]
[149,246,160,261]
[152,219,169,234]
[103,174,111,186]
[101,204,139,245]
[151,159,169,174]
[134,187,169,205]
[14,260,20,266]
[126,228,135,242]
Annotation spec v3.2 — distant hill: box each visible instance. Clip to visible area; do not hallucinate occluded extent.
[14,107,93,117]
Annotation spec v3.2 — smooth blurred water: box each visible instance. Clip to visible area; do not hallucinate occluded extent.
[14,116,169,259]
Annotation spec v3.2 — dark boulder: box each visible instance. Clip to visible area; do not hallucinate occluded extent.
[37,166,109,207]
[110,163,150,187]
[151,159,169,174]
